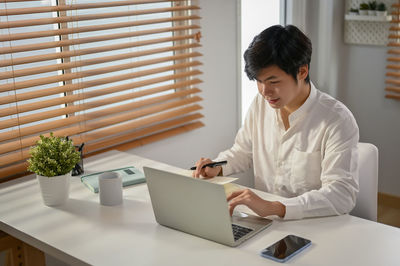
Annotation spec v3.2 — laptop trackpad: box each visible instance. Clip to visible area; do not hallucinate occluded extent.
[232,211,272,231]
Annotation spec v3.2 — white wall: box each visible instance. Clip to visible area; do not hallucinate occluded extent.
[341,45,400,197]
[125,0,239,170]
[316,1,400,197]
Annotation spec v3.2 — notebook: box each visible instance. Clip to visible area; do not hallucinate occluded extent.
[144,166,272,247]
[81,166,145,193]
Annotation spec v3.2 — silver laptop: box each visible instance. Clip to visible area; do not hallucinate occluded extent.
[143,167,272,247]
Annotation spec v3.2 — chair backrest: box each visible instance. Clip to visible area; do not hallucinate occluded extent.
[350,142,379,221]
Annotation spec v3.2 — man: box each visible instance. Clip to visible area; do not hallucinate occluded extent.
[192,25,359,220]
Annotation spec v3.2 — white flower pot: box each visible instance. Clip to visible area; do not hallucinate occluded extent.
[368,10,376,15]
[37,173,70,206]
[359,10,368,15]
[376,11,387,16]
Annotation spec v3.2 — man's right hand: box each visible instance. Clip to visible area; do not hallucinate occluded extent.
[192,157,222,179]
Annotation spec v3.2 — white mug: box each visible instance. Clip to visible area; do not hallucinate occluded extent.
[98,171,123,206]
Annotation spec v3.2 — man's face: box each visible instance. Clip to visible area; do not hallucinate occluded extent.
[255,65,308,111]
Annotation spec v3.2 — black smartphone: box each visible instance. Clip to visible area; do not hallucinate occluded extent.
[260,235,311,263]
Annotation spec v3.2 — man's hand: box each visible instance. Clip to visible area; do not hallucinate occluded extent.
[227,189,286,218]
[192,157,222,179]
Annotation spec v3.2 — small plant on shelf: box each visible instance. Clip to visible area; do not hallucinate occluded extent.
[368,1,377,15]
[349,8,359,15]
[377,2,387,16]
[368,1,377,10]
[359,3,369,15]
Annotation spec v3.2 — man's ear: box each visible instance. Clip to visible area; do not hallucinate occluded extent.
[297,65,309,81]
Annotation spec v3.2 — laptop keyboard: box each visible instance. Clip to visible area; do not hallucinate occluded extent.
[231,224,254,241]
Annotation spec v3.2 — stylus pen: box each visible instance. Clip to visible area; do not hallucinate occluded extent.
[190,160,227,170]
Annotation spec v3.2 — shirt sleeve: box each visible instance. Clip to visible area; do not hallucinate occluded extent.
[213,97,257,176]
[279,115,360,220]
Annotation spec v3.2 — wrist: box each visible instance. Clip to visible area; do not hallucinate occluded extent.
[272,201,286,218]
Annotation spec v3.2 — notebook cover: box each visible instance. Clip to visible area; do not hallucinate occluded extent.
[80,166,145,193]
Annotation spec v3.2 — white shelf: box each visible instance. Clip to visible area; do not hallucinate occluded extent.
[345,14,392,22]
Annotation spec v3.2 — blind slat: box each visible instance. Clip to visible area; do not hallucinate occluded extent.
[0,5,199,29]
[0,64,202,118]
[0,16,200,54]
[0,0,184,16]
[0,120,204,181]
[0,162,29,181]
[386,72,400,77]
[386,94,400,99]
[387,42,400,47]
[114,121,204,152]
[0,52,201,92]
[385,79,400,85]
[386,64,400,70]
[0,17,200,42]
[0,90,202,143]
[387,49,400,55]
[1,105,203,164]
[0,27,199,63]
[0,78,202,130]
[386,87,400,93]
[86,113,203,153]
[0,98,202,165]
[0,68,201,105]
[387,57,400,62]
[0,43,200,80]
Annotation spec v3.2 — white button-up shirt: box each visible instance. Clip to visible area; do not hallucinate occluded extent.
[215,83,359,220]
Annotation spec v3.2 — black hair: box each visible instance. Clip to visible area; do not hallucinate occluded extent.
[244,25,312,83]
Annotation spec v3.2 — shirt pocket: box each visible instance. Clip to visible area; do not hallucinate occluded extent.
[290,149,322,195]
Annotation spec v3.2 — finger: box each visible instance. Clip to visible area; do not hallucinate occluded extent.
[229,196,245,216]
[193,158,205,178]
[227,189,245,201]
[194,158,206,178]
[195,158,212,178]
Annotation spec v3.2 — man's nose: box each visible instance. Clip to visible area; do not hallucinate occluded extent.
[260,83,273,96]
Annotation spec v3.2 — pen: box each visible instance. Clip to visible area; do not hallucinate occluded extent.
[190,160,227,170]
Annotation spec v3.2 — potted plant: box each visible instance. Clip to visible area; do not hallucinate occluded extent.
[28,133,81,206]
[368,1,377,15]
[377,2,387,16]
[349,8,359,15]
[359,3,369,15]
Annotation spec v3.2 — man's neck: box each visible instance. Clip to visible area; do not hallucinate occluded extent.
[283,82,311,115]
[280,82,311,131]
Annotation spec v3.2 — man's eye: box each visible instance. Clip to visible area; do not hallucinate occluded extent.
[270,81,280,84]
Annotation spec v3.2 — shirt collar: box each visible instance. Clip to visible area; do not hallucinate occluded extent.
[288,81,317,125]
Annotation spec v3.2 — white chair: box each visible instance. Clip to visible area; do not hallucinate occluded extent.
[350,142,379,221]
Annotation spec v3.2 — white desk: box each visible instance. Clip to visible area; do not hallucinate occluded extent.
[1,150,399,266]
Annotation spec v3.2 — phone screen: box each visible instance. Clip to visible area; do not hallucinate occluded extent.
[260,235,311,262]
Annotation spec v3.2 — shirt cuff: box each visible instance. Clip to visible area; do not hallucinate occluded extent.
[279,197,304,220]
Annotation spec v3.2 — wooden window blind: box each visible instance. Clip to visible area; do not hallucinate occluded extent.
[387,2,400,100]
[0,0,203,181]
